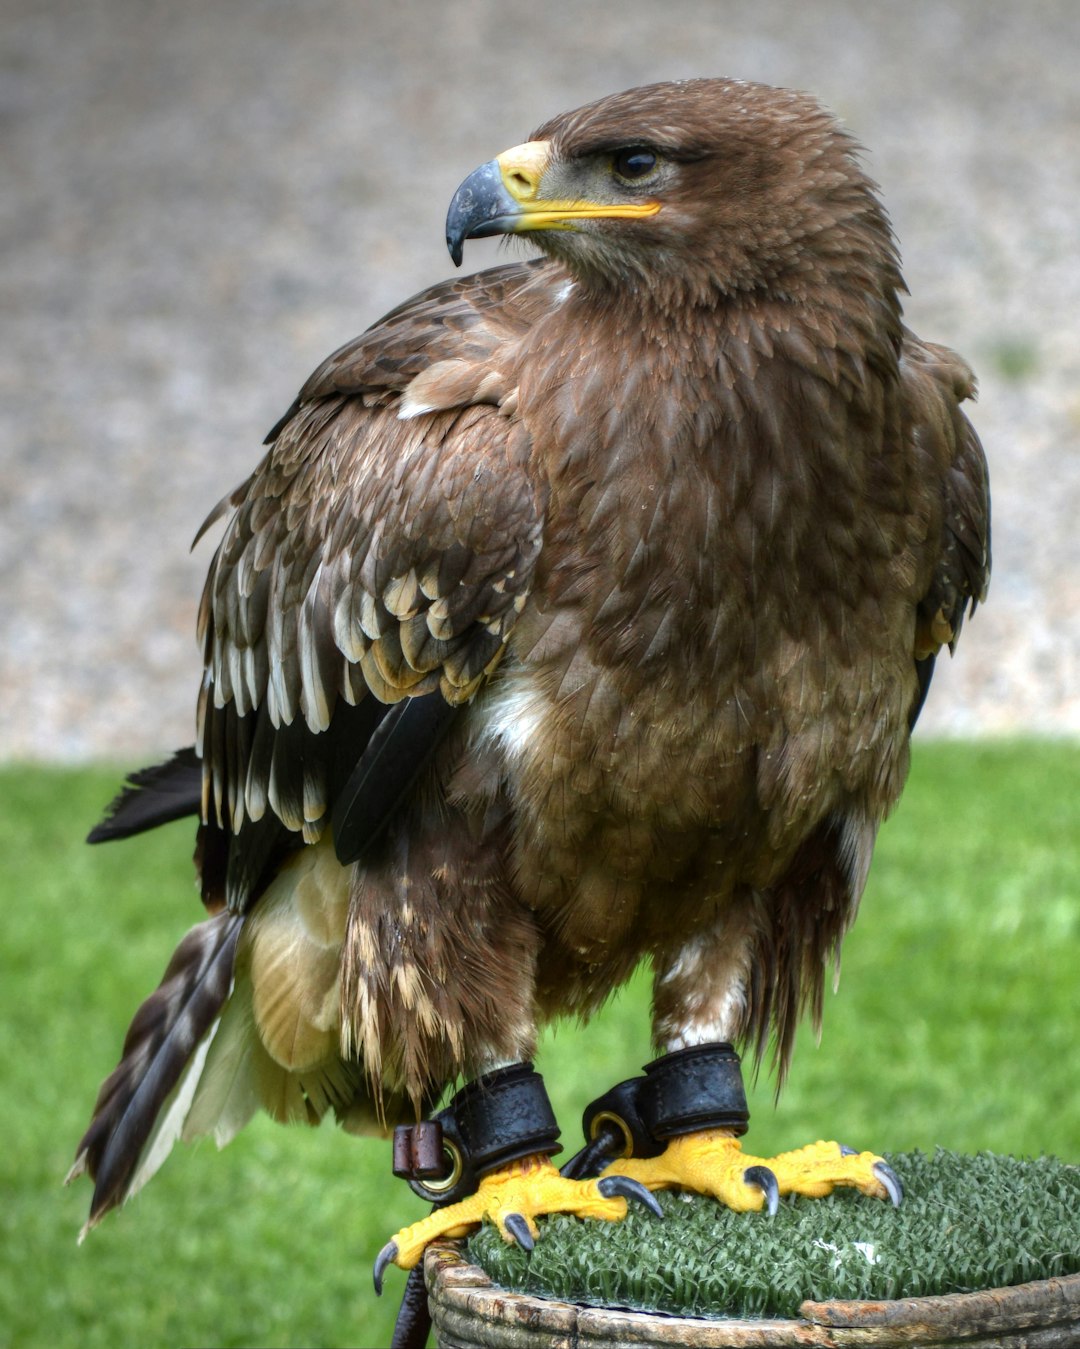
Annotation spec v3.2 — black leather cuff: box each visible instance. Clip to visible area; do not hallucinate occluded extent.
[639,1043,749,1139]
[564,1043,748,1179]
[394,1062,561,1207]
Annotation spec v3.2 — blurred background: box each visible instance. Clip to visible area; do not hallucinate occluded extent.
[4,4,1079,1347]
[3,0,1079,761]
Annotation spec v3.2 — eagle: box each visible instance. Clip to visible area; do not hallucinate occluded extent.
[70,76,989,1304]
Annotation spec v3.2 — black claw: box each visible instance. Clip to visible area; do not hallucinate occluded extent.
[873,1161,904,1207]
[373,1240,398,1296]
[596,1173,665,1218]
[840,1143,859,1156]
[561,1119,626,1180]
[744,1164,780,1217]
[503,1212,535,1251]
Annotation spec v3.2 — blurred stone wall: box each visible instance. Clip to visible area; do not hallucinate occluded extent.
[3,0,1078,759]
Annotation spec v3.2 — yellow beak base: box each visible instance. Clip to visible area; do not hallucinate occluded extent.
[446,140,660,264]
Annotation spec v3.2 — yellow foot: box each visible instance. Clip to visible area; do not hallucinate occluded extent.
[374,1153,662,1292]
[602,1130,903,1215]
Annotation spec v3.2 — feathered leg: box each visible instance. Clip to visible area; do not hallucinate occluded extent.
[593,896,901,1211]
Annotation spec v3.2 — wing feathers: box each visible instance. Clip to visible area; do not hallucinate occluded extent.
[332,695,458,865]
[198,377,544,886]
[74,264,554,1230]
[901,335,991,679]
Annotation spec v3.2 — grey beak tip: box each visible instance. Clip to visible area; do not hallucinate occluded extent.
[445,159,515,269]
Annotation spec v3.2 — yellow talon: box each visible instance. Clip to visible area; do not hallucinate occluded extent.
[373,1133,900,1292]
[376,1153,633,1284]
[601,1130,901,1211]
[767,1139,897,1201]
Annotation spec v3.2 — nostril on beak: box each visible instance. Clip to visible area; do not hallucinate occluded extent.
[496,141,551,204]
[509,172,536,198]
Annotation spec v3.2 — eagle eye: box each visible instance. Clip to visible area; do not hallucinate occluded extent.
[611,147,659,184]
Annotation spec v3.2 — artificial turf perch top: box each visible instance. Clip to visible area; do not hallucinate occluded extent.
[468,1151,1080,1322]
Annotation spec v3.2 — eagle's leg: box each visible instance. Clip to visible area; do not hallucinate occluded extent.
[573,917,904,1211]
[587,1044,902,1211]
[375,1062,660,1291]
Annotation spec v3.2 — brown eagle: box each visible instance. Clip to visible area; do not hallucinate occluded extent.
[71,77,989,1289]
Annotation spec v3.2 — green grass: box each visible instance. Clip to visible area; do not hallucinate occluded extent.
[2,740,1079,1348]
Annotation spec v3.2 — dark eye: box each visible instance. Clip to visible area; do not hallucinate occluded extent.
[612,147,658,183]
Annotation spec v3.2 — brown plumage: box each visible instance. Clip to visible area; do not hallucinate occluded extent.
[71,78,989,1235]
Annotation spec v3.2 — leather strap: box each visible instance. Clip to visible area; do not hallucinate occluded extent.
[640,1043,749,1139]
[394,1062,561,1206]
[389,1063,560,1343]
[565,1042,749,1179]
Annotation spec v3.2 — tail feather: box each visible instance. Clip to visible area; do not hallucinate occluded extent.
[68,910,243,1234]
[183,971,264,1147]
[123,1023,223,1206]
[184,841,370,1137]
[69,835,420,1236]
[88,748,202,843]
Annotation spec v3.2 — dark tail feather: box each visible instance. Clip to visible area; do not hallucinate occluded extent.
[88,748,202,843]
[909,653,937,731]
[68,910,243,1233]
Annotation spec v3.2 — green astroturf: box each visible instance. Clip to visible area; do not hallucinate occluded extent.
[468,1150,1080,1319]
[1,740,1078,1347]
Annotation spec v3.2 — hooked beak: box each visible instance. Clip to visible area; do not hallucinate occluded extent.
[445,139,660,266]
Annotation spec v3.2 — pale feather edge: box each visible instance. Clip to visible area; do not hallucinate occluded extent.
[74,1000,231,1242]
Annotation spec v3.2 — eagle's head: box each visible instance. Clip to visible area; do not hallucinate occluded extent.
[446,78,899,309]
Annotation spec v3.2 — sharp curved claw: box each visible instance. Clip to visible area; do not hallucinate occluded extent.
[743,1164,780,1217]
[596,1173,665,1218]
[373,1239,398,1296]
[873,1161,904,1207]
[503,1211,536,1251]
[840,1143,859,1156]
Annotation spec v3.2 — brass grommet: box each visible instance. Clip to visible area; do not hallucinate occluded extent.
[419,1139,464,1195]
[589,1110,635,1159]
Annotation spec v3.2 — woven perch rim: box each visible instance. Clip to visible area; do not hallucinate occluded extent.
[424,1240,1080,1348]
